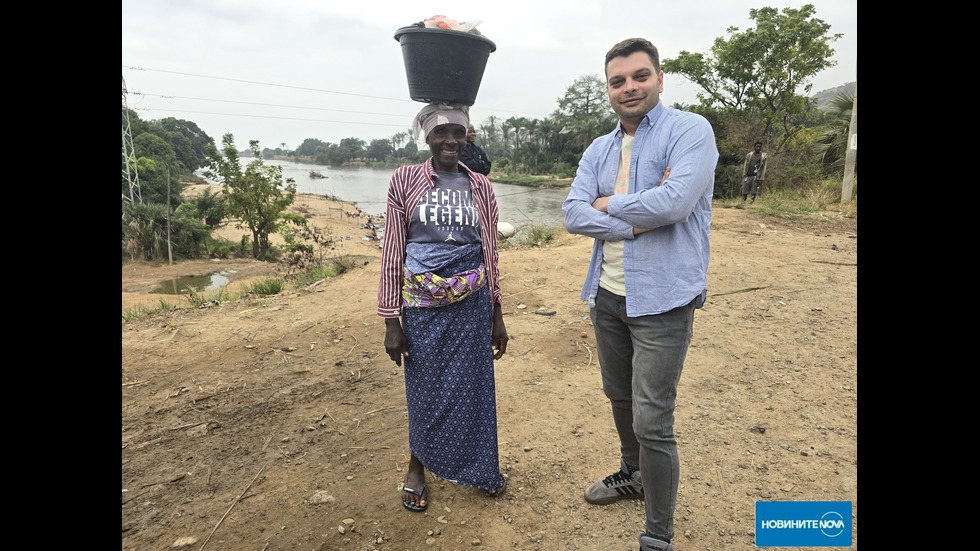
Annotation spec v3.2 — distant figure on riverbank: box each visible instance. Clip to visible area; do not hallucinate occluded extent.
[741,141,767,203]
[461,125,492,176]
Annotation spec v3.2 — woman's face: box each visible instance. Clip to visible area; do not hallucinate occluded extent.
[426,124,467,172]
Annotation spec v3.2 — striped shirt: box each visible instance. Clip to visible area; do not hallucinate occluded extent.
[377,159,502,318]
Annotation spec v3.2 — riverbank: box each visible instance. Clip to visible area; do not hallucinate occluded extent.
[122,193,858,550]
[490,173,573,189]
[123,188,388,312]
[243,155,576,189]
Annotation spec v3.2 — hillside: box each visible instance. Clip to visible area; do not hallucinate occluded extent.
[813,81,856,112]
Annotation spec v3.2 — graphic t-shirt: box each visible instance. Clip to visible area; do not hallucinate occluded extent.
[407,171,481,245]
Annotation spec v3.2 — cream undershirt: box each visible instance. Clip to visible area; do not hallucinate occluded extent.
[599,134,633,296]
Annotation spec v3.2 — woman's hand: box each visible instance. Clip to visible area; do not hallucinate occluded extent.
[384,318,408,366]
[492,303,508,359]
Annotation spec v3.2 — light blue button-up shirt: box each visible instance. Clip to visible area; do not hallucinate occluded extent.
[562,101,719,317]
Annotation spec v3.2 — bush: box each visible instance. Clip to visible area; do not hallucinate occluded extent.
[190,187,227,229]
[276,221,337,280]
[122,201,211,261]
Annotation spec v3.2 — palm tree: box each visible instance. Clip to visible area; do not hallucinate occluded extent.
[504,116,528,173]
[479,116,498,160]
[499,125,512,170]
[390,131,405,150]
[523,118,541,173]
[811,94,855,177]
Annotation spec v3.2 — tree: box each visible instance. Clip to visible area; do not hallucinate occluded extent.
[157,117,214,172]
[663,4,842,152]
[555,74,615,153]
[481,115,499,160]
[128,133,182,207]
[204,134,297,259]
[295,138,329,158]
[123,109,214,182]
[503,116,526,173]
[390,130,408,151]
[403,140,422,163]
[366,138,393,162]
[339,137,366,162]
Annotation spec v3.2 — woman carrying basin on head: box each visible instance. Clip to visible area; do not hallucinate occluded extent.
[377,103,509,512]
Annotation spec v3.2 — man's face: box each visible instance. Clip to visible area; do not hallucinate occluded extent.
[466,127,477,144]
[606,51,664,125]
[754,143,762,153]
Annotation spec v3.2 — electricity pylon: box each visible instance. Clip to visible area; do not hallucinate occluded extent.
[122,75,141,205]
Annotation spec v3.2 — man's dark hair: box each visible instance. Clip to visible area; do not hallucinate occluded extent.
[605,38,660,74]
[754,141,763,146]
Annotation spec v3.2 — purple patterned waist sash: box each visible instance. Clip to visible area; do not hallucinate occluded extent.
[401,264,487,308]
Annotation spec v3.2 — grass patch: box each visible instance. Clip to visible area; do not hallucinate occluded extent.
[292,256,359,287]
[122,287,243,322]
[122,298,179,322]
[184,286,238,307]
[501,222,566,248]
[241,277,285,296]
[718,185,857,232]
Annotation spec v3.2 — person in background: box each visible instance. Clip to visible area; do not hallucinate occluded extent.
[461,125,492,176]
[562,37,718,551]
[741,141,767,203]
[378,103,509,514]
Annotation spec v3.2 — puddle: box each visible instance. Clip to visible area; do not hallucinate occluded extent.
[150,270,237,295]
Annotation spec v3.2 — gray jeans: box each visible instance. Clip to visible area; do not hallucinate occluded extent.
[590,287,696,541]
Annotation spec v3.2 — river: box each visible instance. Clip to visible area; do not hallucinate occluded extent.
[198,159,570,229]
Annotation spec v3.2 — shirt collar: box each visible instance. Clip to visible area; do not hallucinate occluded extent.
[424,157,485,189]
[615,101,665,137]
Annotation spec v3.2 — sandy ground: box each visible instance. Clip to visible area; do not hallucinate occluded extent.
[122,185,857,550]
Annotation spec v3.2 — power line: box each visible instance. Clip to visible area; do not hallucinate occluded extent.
[131,107,409,129]
[121,64,551,118]
[133,92,409,118]
[122,65,413,103]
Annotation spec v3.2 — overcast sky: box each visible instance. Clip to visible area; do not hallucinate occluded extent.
[122,0,857,151]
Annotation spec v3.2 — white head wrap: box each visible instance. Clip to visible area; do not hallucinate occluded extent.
[412,103,470,141]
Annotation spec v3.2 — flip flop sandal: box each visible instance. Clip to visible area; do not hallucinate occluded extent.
[486,475,507,497]
[402,482,427,512]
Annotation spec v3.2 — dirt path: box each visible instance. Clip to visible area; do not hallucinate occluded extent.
[122,191,857,550]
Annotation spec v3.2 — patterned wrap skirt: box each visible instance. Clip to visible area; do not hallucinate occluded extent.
[401,242,502,492]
